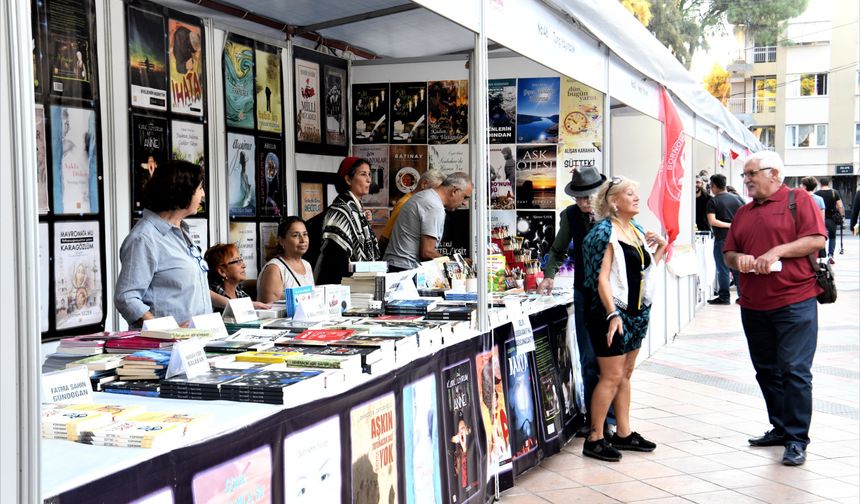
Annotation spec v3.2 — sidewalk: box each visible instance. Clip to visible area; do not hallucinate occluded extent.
[502,234,860,503]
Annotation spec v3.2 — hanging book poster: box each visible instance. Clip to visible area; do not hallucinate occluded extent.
[559,77,603,148]
[39,223,49,332]
[54,220,102,330]
[227,132,256,218]
[324,65,347,146]
[367,208,390,240]
[46,0,94,100]
[131,115,168,212]
[229,221,258,278]
[256,47,283,133]
[516,77,560,144]
[191,445,272,503]
[550,319,576,426]
[127,6,167,111]
[388,144,427,207]
[295,58,321,144]
[504,337,537,460]
[403,375,442,504]
[515,211,555,268]
[50,105,99,214]
[352,83,389,144]
[35,104,49,214]
[490,211,517,246]
[442,360,481,503]
[168,18,204,117]
[300,183,324,221]
[557,144,602,210]
[223,39,255,129]
[489,145,515,210]
[259,222,279,264]
[389,82,427,144]
[428,80,468,144]
[185,218,208,252]
[257,137,283,218]
[170,120,206,213]
[533,328,563,441]
[350,393,398,504]
[475,346,513,478]
[428,144,469,209]
[488,78,516,144]
[515,145,556,209]
[283,416,341,504]
[353,145,389,208]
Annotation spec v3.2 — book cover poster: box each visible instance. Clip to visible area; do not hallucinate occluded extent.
[256,47,283,133]
[389,82,427,144]
[170,120,206,208]
[324,65,347,146]
[192,444,272,503]
[224,39,255,129]
[54,220,102,330]
[227,132,256,217]
[475,346,512,478]
[428,80,468,144]
[295,58,321,144]
[559,77,603,147]
[257,137,283,218]
[515,145,556,209]
[185,218,208,252]
[428,144,469,209]
[442,360,480,503]
[557,144,602,210]
[516,211,555,268]
[533,328,563,441]
[353,145,389,208]
[488,78,516,144]
[39,223,49,332]
[131,115,167,212]
[350,393,397,504]
[229,221,258,279]
[283,416,341,504]
[259,222,279,264]
[367,208,390,240]
[35,104,49,214]
[402,375,442,504]
[352,83,389,144]
[168,18,204,117]
[490,210,516,240]
[388,144,427,207]
[127,6,167,111]
[516,77,559,144]
[504,337,537,459]
[47,0,94,100]
[489,145,515,210]
[50,105,99,214]
[551,320,576,424]
[299,183,324,221]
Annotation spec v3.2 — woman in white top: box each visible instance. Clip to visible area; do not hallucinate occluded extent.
[257,216,315,303]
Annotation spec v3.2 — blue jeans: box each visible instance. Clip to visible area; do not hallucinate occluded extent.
[713,238,740,300]
[574,288,614,424]
[824,218,838,257]
[740,297,818,446]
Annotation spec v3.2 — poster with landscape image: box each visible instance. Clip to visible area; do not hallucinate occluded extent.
[516,77,559,144]
[515,145,556,209]
[127,6,167,111]
[255,47,283,133]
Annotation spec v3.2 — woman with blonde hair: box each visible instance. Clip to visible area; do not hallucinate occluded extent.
[580,176,667,461]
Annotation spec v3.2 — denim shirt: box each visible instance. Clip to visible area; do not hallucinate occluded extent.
[114,209,212,326]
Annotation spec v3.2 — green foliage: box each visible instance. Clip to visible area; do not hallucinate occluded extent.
[713,0,808,45]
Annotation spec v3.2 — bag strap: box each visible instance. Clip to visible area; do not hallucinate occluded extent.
[276,256,303,286]
[788,189,821,273]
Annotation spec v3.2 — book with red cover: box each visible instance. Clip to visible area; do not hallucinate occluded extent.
[293,329,356,342]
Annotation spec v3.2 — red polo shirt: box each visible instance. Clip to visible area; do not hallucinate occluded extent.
[724,185,826,311]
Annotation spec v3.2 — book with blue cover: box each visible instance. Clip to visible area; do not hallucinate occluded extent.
[285,285,314,317]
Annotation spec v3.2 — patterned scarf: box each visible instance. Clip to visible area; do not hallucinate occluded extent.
[321,192,380,262]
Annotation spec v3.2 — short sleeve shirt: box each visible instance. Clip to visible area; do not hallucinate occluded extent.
[705,192,745,240]
[383,188,446,270]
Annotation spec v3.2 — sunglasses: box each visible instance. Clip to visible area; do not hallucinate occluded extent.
[605,176,623,202]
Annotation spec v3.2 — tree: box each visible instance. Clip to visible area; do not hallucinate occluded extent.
[620,0,653,26]
[711,0,808,45]
[704,63,730,104]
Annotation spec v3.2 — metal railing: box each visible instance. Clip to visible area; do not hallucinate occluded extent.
[727,96,776,115]
[729,46,777,65]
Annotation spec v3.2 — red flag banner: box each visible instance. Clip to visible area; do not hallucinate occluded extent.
[647,88,685,260]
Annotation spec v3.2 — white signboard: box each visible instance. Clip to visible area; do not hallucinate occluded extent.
[608,54,660,119]
[42,366,94,404]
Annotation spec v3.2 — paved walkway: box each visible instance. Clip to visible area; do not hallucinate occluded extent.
[502,234,860,503]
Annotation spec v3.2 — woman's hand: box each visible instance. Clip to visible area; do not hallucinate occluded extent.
[607,316,623,347]
[253,301,272,310]
[645,231,666,249]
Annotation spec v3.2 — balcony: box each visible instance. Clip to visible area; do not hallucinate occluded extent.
[727,96,776,117]
[726,46,777,75]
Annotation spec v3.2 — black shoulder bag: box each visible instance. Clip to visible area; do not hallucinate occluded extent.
[789,190,837,304]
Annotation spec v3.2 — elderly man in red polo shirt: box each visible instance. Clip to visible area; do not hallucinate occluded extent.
[723,150,826,467]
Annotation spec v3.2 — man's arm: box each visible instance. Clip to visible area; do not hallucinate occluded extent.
[419,235,441,261]
[726,235,825,274]
[706,212,731,229]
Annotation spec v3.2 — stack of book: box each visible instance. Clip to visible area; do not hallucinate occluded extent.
[285,285,314,318]
[43,353,92,373]
[384,298,440,316]
[220,368,327,406]
[63,403,147,421]
[101,380,161,397]
[342,272,386,309]
[124,411,214,438]
[159,363,266,401]
[424,303,475,321]
[66,354,127,390]
[41,404,115,441]
[234,348,363,376]
[79,419,185,449]
[104,334,173,353]
[116,349,172,381]
[260,318,319,334]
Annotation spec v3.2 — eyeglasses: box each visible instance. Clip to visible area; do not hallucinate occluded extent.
[225,258,245,266]
[605,176,623,202]
[742,167,773,179]
[186,243,209,273]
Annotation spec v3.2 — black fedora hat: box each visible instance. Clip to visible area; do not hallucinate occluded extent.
[564,165,606,198]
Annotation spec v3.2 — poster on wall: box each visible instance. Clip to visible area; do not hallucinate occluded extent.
[35,104,50,214]
[557,78,603,209]
[50,105,99,214]
[53,220,102,330]
[490,210,517,245]
[255,47,283,134]
[258,222,278,265]
[299,183,324,221]
[402,375,443,504]
[352,83,389,144]
[295,58,321,144]
[227,132,256,218]
[428,145,469,209]
[185,218,208,252]
[515,145,556,209]
[475,346,513,480]
[257,137,283,218]
[229,221,258,278]
[47,0,94,100]
[550,321,576,427]
[428,80,468,144]
[515,211,555,267]
[39,223,50,332]
[223,39,255,129]
[171,120,206,214]
[350,393,398,504]
[131,115,167,213]
[168,18,204,117]
[353,145,389,208]
[324,65,347,146]
[516,77,559,144]
[489,145,515,210]
[533,329,563,441]
[442,360,480,504]
[504,337,537,461]
[389,82,427,144]
[283,416,341,504]
[191,445,272,503]
[127,6,167,111]
[488,78,516,144]
[388,144,427,207]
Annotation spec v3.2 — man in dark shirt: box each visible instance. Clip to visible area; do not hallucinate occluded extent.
[706,174,746,304]
[850,189,860,235]
[695,176,711,232]
[814,177,844,263]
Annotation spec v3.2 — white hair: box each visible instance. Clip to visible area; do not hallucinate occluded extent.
[745,150,784,182]
[419,169,446,188]
[442,172,472,192]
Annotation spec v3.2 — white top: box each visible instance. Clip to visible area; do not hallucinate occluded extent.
[258,257,315,292]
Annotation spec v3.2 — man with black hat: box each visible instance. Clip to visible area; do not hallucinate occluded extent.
[538,165,611,433]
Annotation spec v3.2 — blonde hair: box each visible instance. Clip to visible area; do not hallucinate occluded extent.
[594,176,639,219]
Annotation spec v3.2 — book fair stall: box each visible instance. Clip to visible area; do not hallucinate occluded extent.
[0,0,762,502]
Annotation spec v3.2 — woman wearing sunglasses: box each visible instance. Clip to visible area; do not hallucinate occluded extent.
[580,176,667,462]
[204,244,270,312]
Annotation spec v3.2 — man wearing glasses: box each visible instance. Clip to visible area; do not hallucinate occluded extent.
[723,151,826,467]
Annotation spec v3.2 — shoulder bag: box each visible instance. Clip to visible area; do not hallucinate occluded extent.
[789,190,837,304]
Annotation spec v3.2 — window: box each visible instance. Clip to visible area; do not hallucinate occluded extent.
[786,124,828,148]
[752,76,776,112]
[788,73,828,96]
[751,125,776,149]
[752,45,776,63]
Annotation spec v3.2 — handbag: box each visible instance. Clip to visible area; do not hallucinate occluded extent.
[789,190,837,304]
